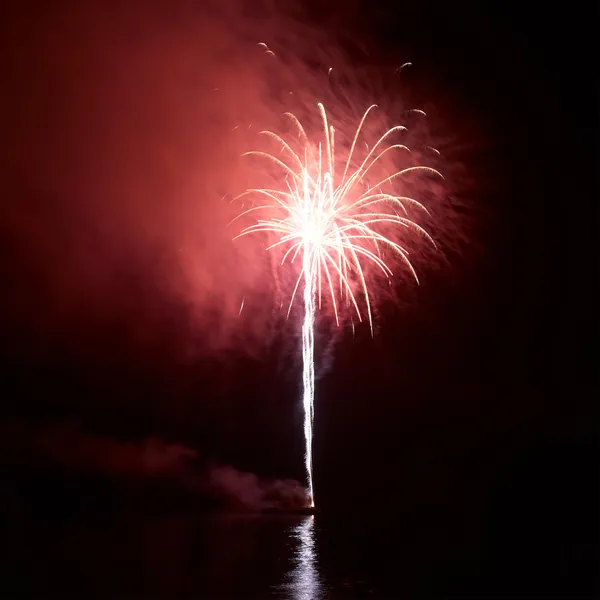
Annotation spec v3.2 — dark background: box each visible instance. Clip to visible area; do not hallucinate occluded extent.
[1,0,597,597]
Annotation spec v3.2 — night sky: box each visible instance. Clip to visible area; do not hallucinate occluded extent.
[1,0,597,594]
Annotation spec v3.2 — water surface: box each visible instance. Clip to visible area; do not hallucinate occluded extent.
[2,511,389,599]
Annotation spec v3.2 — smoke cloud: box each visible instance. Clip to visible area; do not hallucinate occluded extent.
[0,421,309,511]
[2,0,278,359]
[1,0,467,367]
[208,465,309,510]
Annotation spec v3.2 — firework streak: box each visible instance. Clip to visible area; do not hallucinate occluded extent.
[234,103,441,505]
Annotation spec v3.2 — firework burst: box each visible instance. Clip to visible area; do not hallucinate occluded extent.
[233,102,442,506]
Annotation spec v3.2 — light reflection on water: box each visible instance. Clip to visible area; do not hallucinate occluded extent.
[2,510,338,598]
[276,516,324,600]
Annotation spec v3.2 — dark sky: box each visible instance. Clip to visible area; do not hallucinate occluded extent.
[0,0,596,523]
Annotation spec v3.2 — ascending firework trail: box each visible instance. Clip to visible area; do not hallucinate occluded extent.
[233,102,442,506]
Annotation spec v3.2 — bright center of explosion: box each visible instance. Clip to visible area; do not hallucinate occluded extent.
[302,216,323,246]
[234,102,442,506]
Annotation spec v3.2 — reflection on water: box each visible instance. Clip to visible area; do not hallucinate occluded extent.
[1,510,334,599]
[277,516,323,600]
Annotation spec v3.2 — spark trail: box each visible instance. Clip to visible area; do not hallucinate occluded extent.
[233,103,442,506]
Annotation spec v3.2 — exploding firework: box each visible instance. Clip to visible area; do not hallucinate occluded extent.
[233,102,442,506]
